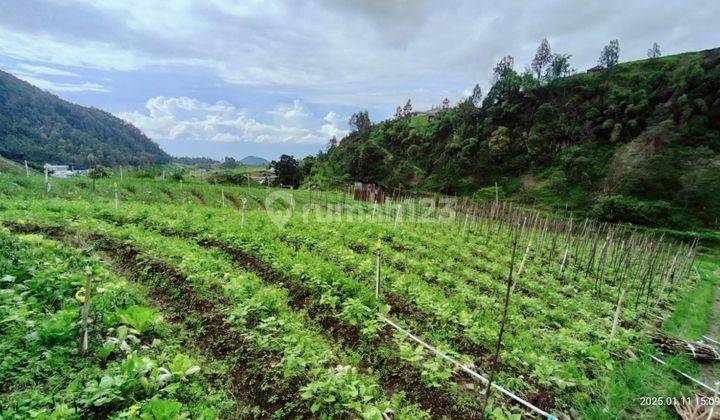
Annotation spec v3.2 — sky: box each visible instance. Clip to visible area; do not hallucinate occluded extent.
[1,0,718,161]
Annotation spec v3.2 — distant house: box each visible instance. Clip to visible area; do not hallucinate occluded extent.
[587,65,605,73]
[43,163,86,178]
[249,167,278,185]
[353,181,385,203]
[44,164,72,178]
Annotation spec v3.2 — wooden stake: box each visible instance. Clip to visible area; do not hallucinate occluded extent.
[80,270,92,354]
[221,189,226,208]
[24,160,29,176]
[114,183,119,210]
[516,241,532,278]
[241,198,247,225]
[609,289,626,341]
[393,204,401,229]
[375,247,382,297]
[482,224,520,413]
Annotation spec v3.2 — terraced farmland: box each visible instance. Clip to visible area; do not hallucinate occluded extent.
[0,172,717,419]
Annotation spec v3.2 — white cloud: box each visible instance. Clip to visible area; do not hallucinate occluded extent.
[269,99,311,119]
[15,63,80,77]
[118,96,342,145]
[14,74,110,92]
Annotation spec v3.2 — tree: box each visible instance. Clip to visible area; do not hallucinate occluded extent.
[647,42,661,60]
[348,111,371,133]
[222,156,239,169]
[272,154,303,188]
[531,38,552,80]
[545,53,573,81]
[486,56,520,105]
[441,97,450,109]
[402,99,413,116]
[487,126,512,158]
[493,55,515,82]
[394,106,403,119]
[599,39,620,69]
[470,84,483,107]
[88,164,110,180]
[88,164,110,193]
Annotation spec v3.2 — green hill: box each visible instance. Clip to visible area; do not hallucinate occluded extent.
[0,154,26,175]
[240,155,270,166]
[310,48,720,230]
[0,70,171,167]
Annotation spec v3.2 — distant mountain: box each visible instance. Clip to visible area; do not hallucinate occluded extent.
[0,70,171,167]
[240,155,269,166]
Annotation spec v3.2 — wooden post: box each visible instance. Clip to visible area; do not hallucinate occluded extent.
[371,201,377,222]
[119,165,123,181]
[609,289,626,341]
[114,183,119,210]
[482,224,519,413]
[559,244,569,275]
[516,241,532,278]
[221,189,226,208]
[393,204,401,229]
[495,182,499,205]
[80,270,92,354]
[375,246,382,297]
[161,170,165,180]
[180,180,184,204]
[241,198,247,225]
[24,160,29,176]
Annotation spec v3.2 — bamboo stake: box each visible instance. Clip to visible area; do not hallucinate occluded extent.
[393,204,401,229]
[516,241,532,278]
[241,198,247,225]
[80,269,92,354]
[375,246,382,297]
[482,224,520,413]
[609,289,626,341]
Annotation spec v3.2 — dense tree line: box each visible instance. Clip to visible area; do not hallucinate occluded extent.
[0,70,171,167]
[306,45,720,230]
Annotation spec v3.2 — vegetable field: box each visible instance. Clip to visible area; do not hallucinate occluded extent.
[0,172,717,419]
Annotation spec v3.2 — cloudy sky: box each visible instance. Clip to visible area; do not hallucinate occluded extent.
[1,0,718,160]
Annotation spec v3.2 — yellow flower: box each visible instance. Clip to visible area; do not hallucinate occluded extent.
[75,287,86,303]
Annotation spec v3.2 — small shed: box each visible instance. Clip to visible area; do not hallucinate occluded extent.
[353,181,385,203]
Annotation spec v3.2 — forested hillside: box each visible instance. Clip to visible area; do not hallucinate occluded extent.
[309,48,720,230]
[0,70,171,167]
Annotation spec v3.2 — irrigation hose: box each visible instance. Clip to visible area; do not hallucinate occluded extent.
[380,315,557,419]
[634,347,715,394]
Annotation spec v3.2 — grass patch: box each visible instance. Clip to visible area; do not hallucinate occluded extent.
[662,255,720,340]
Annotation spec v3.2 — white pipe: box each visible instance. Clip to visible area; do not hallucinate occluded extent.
[703,336,720,346]
[380,315,556,419]
[636,347,715,393]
